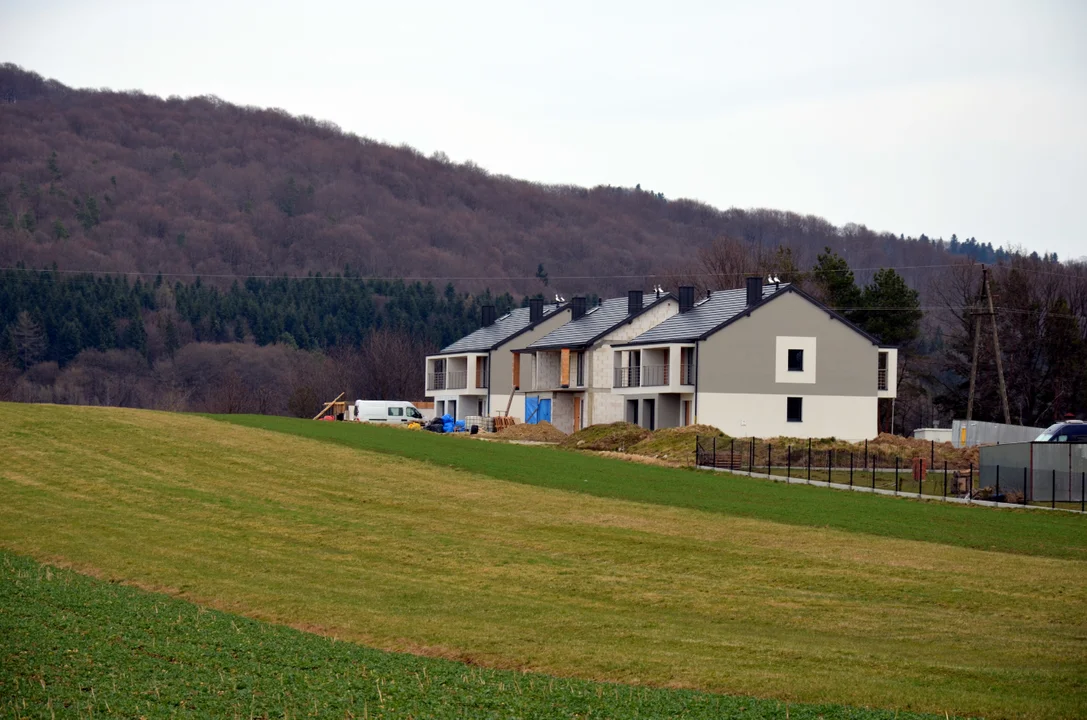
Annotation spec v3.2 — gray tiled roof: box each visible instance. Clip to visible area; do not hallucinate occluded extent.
[621,284,787,345]
[438,305,562,354]
[527,293,671,350]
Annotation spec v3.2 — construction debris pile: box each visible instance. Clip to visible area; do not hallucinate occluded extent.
[496,421,567,443]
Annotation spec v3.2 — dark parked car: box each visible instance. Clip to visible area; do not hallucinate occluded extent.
[1035,420,1087,443]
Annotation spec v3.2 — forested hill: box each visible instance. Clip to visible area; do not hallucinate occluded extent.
[0,64,1014,297]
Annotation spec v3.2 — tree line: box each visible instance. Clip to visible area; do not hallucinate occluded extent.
[0,267,519,369]
[0,268,522,415]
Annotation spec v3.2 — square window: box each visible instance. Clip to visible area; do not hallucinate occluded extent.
[787,397,802,422]
[787,349,804,372]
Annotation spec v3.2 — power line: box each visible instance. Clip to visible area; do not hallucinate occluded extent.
[0,262,978,281]
[1,261,1082,282]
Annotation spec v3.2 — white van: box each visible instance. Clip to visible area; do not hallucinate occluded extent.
[353,400,427,424]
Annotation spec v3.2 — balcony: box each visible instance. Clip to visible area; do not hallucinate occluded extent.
[878,368,888,391]
[641,364,669,387]
[614,366,640,388]
[614,365,673,388]
[428,371,467,391]
[680,362,696,385]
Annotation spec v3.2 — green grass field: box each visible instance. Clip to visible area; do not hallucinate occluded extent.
[5,552,926,720]
[2,404,1086,719]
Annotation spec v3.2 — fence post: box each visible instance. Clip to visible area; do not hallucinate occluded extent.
[871,460,876,490]
[850,451,854,488]
[1052,469,1056,510]
[1022,467,1028,506]
[996,465,1000,500]
[807,439,812,483]
[1081,471,1085,513]
[930,440,934,473]
[711,436,716,468]
[943,460,947,498]
[749,437,755,472]
[787,446,791,479]
[864,439,868,469]
[969,463,973,501]
[767,443,772,476]
[827,449,832,486]
[919,461,923,498]
[895,457,899,495]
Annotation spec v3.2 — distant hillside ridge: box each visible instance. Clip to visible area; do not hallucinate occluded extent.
[0,63,1024,296]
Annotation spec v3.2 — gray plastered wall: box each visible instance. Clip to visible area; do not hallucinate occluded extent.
[698,291,878,396]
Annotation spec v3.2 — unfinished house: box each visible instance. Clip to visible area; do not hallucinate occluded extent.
[425,298,571,421]
[514,290,678,433]
[613,279,897,439]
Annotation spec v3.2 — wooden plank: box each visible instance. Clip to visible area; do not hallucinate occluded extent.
[312,392,346,421]
[560,348,570,388]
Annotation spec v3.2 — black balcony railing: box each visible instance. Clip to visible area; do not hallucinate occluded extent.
[427,371,467,391]
[641,364,668,387]
[679,362,696,385]
[613,366,640,388]
[613,365,674,388]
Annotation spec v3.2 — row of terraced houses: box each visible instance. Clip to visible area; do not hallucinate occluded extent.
[423,277,898,440]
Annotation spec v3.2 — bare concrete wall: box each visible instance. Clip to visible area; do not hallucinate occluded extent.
[491,308,572,397]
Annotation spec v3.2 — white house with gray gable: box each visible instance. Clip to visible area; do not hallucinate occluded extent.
[613,278,897,440]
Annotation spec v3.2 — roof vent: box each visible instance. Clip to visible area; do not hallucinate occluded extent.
[627,290,643,316]
[481,305,496,327]
[529,297,544,323]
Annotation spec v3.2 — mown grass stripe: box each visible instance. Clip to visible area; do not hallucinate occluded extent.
[215,414,1087,561]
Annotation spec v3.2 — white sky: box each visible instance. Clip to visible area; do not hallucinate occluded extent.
[4,0,1085,259]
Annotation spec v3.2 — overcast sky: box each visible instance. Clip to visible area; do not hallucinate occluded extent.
[5,0,1085,259]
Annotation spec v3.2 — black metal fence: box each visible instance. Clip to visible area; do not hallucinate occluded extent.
[694,435,1087,512]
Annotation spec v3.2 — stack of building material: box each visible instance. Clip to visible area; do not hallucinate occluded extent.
[493,416,517,432]
[465,415,496,433]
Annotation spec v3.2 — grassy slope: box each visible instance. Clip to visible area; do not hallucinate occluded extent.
[218,414,1087,561]
[3,404,1086,718]
[3,552,927,720]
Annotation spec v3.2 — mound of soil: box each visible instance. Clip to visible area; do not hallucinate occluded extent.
[560,422,650,452]
[733,432,979,468]
[496,421,567,443]
[629,424,725,464]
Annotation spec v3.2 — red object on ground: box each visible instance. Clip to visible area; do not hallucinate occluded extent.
[320,415,336,421]
[912,457,928,482]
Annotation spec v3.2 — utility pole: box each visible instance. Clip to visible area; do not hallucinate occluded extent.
[984,266,1012,424]
[966,307,982,422]
[965,265,1011,424]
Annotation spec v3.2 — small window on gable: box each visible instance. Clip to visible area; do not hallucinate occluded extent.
[788,349,804,372]
[389,407,404,417]
[787,397,802,423]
